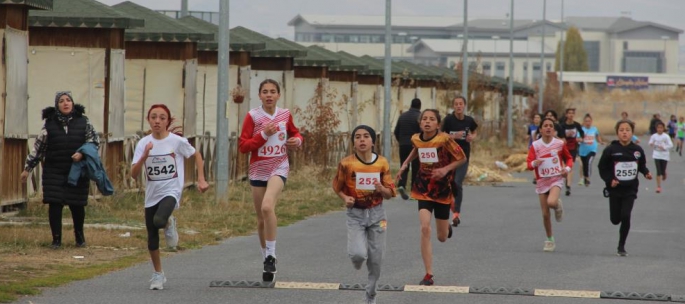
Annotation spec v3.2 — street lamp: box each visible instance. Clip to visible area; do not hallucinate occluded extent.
[559,0,564,99]
[493,35,500,77]
[398,32,407,59]
[410,36,418,63]
[661,35,669,73]
[538,0,546,114]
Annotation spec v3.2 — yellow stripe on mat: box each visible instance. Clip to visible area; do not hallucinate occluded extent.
[534,289,601,298]
[404,285,470,293]
[274,282,340,290]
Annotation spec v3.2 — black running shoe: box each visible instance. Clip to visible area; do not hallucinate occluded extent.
[617,245,628,257]
[448,225,453,239]
[398,186,409,200]
[565,187,571,196]
[584,178,590,187]
[532,179,537,185]
[451,216,460,227]
[419,274,434,286]
[263,255,277,281]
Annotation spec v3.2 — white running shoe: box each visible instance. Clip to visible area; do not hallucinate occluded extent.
[543,241,556,252]
[554,199,563,223]
[149,272,167,290]
[164,216,179,249]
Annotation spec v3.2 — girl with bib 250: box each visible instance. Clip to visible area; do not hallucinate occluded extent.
[131,104,209,290]
[397,109,466,286]
[598,120,651,256]
[527,117,573,253]
[239,79,303,282]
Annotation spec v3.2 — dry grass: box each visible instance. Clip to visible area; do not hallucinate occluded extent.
[0,166,340,302]
[467,139,530,184]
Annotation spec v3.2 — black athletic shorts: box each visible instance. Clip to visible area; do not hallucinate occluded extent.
[418,200,450,220]
[569,149,578,161]
[250,175,287,187]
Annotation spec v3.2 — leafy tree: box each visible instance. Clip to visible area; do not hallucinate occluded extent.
[555,26,589,71]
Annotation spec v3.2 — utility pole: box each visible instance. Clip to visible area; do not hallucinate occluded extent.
[215,0,230,203]
[181,0,188,17]
[507,0,514,147]
[538,0,546,114]
[382,0,392,159]
[461,0,469,103]
[559,0,565,100]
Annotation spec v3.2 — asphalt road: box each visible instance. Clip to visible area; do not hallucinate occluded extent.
[15,139,685,304]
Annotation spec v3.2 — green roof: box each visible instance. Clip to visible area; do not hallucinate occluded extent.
[3,0,52,10]
[112,1,213,42]
[274,38,339,67]
[335,51,379,74]
[393,60,445,80]
[358,55,406,76]
[231,26,306,58]
[28,0,142,29]
[177,16,266,52]
[305,46,367,71]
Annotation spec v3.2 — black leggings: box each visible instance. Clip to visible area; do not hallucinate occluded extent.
[580,152,596,179]
[654,159,668,176]
[145,196,177,251]
[398,144,419,189]
[49,203,85,241]
[609,195,635,247]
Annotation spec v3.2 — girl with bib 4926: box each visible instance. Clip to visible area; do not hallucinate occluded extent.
[527,117,573,253]
[238,79,303,281]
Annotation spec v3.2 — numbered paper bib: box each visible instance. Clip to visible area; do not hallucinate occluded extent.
[583,135,595,145]
[259,131,287,157]
[614,161,638,181]
[418,148,439,163]
[356,172,381,191]
[145,153,178,181]
[537,156,562,178]
[565,129,577,138]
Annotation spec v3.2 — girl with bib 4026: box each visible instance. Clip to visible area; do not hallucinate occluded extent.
[131,104,209,290]
[527,117,573,253]
[238,79,303,282]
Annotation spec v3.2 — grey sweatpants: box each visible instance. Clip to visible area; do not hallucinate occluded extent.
[452,160,469,213]
[347,204,386,299]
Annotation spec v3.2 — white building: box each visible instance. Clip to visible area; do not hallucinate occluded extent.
[289,14,682,78]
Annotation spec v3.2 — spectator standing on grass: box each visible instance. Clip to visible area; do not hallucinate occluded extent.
[440,96,477,227]
[238,79,303,282]
[394,98,421,200]
[131,104,209,290]
[20,91,100,250]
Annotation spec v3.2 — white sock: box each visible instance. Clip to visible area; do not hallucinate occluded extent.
[265,240,276,258]
[260,247,267,260]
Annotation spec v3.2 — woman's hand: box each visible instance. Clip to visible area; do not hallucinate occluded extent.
[196,179,210,193]
[611,179,620,187]
[431,167,448,180]
[342,195,355,208]
[264,123,278,137]
[20,170,29,183]
[395,165,407,181]
[285,137,300,149]
[71,152,83,162]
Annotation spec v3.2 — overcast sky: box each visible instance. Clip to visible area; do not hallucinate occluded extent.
[97,0,683,45]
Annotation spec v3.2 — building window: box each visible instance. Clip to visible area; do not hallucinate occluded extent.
[296,33,304,41]
[371,35,382,43]
[483,62,492,76]
[623,51,663,73]
[623,41,628,50]
[583,41,600,72]
[322,34,334,43]
[546,62,551,72]
[360,35,370,43]
[496,62,506,78]
[349,35,359,43]
[523,62,529,83]
[532,62,542,83]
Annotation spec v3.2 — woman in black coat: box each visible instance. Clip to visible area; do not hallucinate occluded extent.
[20,91,100,249]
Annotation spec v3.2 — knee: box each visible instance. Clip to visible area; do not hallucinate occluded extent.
[541,211,551,219]
[420,225,431,237]
[261,203,274,216]
[153,216,168,229]
[437,235,447,243]
[350,253,366,263]
[610,218,621,225]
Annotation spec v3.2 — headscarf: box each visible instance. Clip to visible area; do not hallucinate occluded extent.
[54,91,74,126]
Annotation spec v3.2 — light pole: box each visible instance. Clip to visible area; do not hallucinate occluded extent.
[507,0,514,147]
[398,32,407,59]
[181,0,188,17]
[661,35,669,73]
[410,36,418,63]
[559,0,564,99]
[383,0,391,159]
[462,0,469,103]
[538,0,546,114]
[493,35,500,77]
[215,0,230,202]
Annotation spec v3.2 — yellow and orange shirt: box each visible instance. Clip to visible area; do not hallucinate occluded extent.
[332,153,396,209]
[410,132,466,204]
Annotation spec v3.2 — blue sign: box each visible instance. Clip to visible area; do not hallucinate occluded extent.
[606,76,649,90]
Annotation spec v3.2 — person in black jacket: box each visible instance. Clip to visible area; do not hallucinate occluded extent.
[648,113,662,135]
[597,120,652,257]
[394,98,421,200]
[20,91,100,249]
[558,108,584,196]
